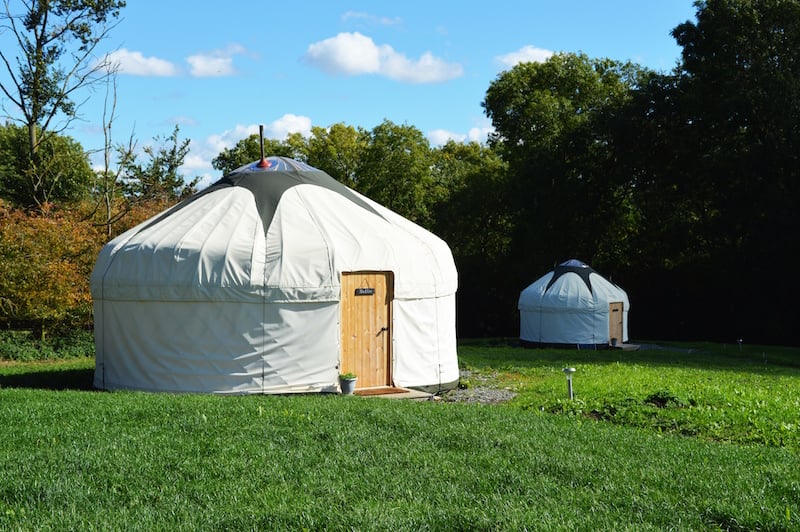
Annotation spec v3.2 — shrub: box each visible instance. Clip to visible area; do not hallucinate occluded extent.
[0,201,102,334]
[0,194,179,337]
[644,389,687,408]
[0,328,94,361]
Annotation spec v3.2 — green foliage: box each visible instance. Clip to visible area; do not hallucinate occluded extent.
[615,0,800,344]
[458,0,800,341]
[356,119,435,225]
[485,53,642,158]
[120,125,198,201]
[0,358,798,529]
[211,120,441,228]
[0,1,125,123]
[483,53,648,275]
[472,53,651,335]
[305,123,369,188]
[0,0,125,207]
[0,329,93,361]
[430,141,515,335]
[0,122,94,208]
[431,140,511,259]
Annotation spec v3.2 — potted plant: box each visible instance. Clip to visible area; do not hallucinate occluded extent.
[338,372,357,395]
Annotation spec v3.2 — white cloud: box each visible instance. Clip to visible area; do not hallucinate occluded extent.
[304,32,463,83]
[341,11,402,26]
[192,172,216,190]
[304,32,381,75]
[265,114,312,139]
[187,44,246,77]
[101,48,179,76]
[99,45,248,78]
[428,128,494,147]
[467,125,494,144]
[496,45,554,68]
[428,129,466,146]
[382,50,463,84]
[183,124,258,188]
[204,124,259,157]
[428,119,495,146]
[179,153,211,172]
[179,153,216,189]
[203,116,312,153]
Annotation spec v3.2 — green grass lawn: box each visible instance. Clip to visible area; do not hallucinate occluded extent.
[458,339,800,452]
[0,340,798,530]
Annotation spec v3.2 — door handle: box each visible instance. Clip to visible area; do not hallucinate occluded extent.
[376,326,388,336]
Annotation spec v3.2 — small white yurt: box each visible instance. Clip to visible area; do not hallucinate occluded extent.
[92,156,459,394]
[518,259,629,348]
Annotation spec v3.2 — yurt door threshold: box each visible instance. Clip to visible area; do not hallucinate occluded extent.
[340,271,393,389]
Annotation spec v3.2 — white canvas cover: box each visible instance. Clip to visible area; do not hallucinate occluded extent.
[518,259,629,346]
[92,157,459,393]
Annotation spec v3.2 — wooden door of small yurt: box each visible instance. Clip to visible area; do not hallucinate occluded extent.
[340,272,393,388]
[609,301,624,347]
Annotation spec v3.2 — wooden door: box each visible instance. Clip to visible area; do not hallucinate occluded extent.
[609,301,624,347]
[340,272,393,388]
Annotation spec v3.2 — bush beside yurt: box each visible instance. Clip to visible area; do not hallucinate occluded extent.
[518,259,629,349]
[91,157,459,394]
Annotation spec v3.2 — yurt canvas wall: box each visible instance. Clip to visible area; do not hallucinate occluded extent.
[91,157,459,394]
[518,259,629,348]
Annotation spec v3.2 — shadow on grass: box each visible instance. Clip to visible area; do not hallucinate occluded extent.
[0,368,96,391]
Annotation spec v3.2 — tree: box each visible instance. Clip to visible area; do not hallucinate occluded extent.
[0,120,93,207]
[304,123,368,188]
[0,0,125,208]
[671,0,800,253]
[119,125,198,202]
[619,0,800,343]
[482,53,646,276]
[430,141,515,336]
[89,73,129,236]
[0,199,102,334]
[356,119,434,225]
[430,141,510,260]
[671,0,800,240]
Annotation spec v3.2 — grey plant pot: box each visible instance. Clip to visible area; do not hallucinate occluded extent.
[339,377,357,395]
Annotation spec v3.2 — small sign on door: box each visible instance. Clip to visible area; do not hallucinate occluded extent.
[355,288,375,296]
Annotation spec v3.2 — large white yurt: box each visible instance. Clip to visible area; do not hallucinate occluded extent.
[518,259,629,348]
[91,157,459,394]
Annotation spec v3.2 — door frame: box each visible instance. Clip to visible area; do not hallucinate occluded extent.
[340,271,393,388]
[608,301,624,347]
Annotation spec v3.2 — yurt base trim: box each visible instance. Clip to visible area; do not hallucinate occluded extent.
[95,379,456,396]
[520,340,620,350]
[407,378,459,395]
[95,379,341,395]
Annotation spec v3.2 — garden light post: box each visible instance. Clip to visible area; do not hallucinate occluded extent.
[563,367,576,400]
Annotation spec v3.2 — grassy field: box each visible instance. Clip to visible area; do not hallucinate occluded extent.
[0,339,798,530]
[458,339,800,452]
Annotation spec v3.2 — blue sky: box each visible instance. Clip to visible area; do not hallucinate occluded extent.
[2,1,699,186]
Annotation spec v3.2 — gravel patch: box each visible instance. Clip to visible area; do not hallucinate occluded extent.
[441,370,517,404]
